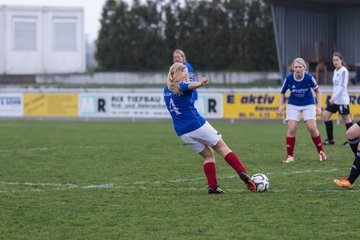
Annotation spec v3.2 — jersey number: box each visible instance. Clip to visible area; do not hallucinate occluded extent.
[169,98,181,115]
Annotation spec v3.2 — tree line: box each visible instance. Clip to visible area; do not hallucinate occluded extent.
[95,0,277,71]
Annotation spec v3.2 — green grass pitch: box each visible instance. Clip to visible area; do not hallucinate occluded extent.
[0,120,358,239]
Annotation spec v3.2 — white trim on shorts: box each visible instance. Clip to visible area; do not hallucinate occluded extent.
[286,104,316,122]
[180,121,222,153]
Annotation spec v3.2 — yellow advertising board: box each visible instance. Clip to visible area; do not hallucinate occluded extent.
[24,93,78,117]
[224,92,360,120]
[223,93,283,119]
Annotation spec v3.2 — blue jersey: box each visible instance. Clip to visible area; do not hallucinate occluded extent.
[280,72,319,106]
[163,82,205,136]
[183,61,198,101]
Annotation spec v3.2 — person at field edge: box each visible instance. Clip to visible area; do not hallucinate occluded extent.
[322,52,353,146]
[163,62,256,194]
[278,57,327,163]
[334,121,360,189]
[173,49,198,101]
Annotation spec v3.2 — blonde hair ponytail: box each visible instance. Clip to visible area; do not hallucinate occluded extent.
[167,63,188,94]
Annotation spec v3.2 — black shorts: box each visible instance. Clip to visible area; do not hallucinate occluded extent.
[356,121,360,127]
[325,103,350,115]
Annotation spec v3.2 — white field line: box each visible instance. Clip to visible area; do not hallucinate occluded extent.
[0,181,113,189]
[266,168,340,176]
[0,189,44,193]
[1,185,359,194]
[0,168,356,193]
[113,168,341,186]
[0,145,110,154]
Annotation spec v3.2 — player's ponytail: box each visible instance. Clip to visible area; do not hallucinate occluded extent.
[167,63,187,94]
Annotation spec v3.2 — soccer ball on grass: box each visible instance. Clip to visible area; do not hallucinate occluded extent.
[251,173,269,192]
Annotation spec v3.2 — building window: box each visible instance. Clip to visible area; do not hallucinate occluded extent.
[53,19,77,51]
[13,19,37,51]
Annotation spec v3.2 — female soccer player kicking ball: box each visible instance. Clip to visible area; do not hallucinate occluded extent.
[163,62,256,194]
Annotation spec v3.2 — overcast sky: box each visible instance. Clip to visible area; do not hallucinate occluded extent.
[0,0,108,41]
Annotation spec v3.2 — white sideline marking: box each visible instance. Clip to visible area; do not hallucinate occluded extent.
[0,168,355,194]
[82,184,113,189]
[0,181,113,189]
[0,189,43,193]
[267,168,340,176]
[0,145,108,154]
[0,181,77,187]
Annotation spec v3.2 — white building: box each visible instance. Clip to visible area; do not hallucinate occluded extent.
[0,5,85,74]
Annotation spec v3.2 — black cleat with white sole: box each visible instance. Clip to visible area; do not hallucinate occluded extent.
[208,186,225,194]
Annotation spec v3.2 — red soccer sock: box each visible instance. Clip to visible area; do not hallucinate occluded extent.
[203,162,218,188]
[224,151,247,174]
[312,135,324,153]
[286,136,296,157]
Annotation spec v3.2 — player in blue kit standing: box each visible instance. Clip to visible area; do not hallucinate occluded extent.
[163,62,256,194]
[278,57,327,163]
[173,49,198,101]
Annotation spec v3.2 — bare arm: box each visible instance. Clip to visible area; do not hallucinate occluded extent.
[314,88,322,116]
[187,77,209,90]
[278,93,285,116]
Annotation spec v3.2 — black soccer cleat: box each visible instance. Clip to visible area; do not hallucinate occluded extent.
[239,172,256,192]
[208,186,225,194]
[343,141,349,146]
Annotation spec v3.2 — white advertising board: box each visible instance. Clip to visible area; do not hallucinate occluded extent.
[79,93,223,119]
[0,94,23,116]
[79,93,167,118]
[195,93,223,119]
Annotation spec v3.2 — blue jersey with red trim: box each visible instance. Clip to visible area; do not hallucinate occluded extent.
[280,72,319,106]
[163,82,205,136]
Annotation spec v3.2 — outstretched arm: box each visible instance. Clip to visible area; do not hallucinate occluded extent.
[187,77,209,90]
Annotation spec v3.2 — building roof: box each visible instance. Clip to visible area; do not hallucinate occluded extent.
[268,0,360,5]
[268,0,360,10]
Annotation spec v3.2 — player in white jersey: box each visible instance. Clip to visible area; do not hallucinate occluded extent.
[164,62,256,194]
[278,58,327,163]
[322,52,353,145]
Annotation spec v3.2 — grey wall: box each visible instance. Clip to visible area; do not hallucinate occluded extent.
[336,8,360,65]
[34,71,281,86]
[272,5,335,77]
[271,4,360,78]
[0,6,4,74]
